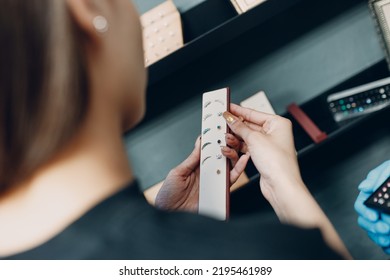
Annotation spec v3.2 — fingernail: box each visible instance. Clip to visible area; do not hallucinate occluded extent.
[223,111,236,124]
[221,146,231,152]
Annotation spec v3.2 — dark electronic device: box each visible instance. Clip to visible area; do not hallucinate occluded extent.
[364,176,390,215]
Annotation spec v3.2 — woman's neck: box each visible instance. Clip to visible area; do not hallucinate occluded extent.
[0,114,134,257]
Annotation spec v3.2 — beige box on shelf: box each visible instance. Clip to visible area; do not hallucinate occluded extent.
[140,0,184,67]
[230,0,268,14]
[240,91,276,114]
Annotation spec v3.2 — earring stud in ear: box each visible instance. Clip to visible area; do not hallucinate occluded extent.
[93,16,109,33]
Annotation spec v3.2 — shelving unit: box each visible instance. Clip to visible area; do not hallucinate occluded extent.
[244,60,390,179]
[126,0,390,259]
[288,61,389,156]
[146,0,302,85]
[139,0,381,123]
[128,0,388,187]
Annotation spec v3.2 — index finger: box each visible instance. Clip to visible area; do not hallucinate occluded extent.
[230,103,275,126]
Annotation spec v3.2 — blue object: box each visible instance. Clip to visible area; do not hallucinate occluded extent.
[354,160,390,254]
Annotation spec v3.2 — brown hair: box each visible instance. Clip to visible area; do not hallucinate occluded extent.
[0,0,88,194]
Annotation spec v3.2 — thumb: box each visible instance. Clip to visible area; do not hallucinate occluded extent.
[174,136,201,177]
[223,111,259,143]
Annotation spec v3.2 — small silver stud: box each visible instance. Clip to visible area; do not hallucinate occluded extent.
[93,16,109,33]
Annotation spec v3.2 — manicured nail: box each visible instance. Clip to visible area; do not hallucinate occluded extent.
[223,112,236,124]
[221,146,231,153]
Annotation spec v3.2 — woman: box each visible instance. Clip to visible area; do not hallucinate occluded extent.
[0,0,350,259]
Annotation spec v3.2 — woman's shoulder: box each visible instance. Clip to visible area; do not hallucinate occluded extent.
[4,182,341,260]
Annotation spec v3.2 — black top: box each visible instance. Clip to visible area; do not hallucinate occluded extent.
[4,181,342,260]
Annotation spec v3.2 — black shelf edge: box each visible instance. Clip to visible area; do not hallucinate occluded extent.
[243,60,390,183]
[147,0,303,86]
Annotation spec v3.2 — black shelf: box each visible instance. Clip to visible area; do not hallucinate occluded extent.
[289,60,390,157]
[130,0,386,180]
[244,60,390,180]
[147,0,303,86]
[140,0,368,127]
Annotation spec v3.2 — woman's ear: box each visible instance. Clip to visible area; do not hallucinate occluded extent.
[66,0,102,40]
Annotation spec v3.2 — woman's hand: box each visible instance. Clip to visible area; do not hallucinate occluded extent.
[223,104,308,223]
[223,104,351,259]
[155,136,250,212]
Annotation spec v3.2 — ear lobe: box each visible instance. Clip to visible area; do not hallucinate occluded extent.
[66,0,99,40]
